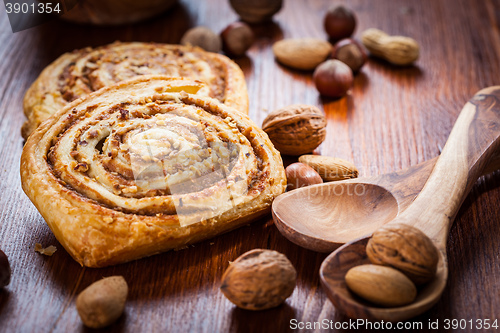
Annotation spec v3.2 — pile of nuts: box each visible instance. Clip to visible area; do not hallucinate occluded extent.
[284,155,358,191]
[271,4,419,98]
[345,224,439,307]
[261,104,358,190]
[262,5,421,191]
[182,0,286,58]
[271,5,364,98]
[181,23,255,58]
[182,4,420,99]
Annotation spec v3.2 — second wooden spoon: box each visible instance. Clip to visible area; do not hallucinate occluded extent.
[272,152,500,253]
[319,86,500,321]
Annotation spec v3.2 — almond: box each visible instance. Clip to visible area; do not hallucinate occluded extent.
[345,264,417,307]
[272,38,332,70]
[298,155,358,181]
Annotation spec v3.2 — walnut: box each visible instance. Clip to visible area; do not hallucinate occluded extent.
[366,224,439,285]
[262,104,326,156]
[220,249,296,310]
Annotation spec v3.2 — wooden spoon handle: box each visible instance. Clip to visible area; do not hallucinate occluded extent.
[391,86,500,249]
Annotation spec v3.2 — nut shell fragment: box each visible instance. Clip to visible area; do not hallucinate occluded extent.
[220,249,296,310]
[366,223,439,285]
[34,243,57,256]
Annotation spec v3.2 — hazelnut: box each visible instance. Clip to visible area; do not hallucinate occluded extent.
[285,162,323,190]
[180,26,222,53]
[0,249,11,288]
[332,38,367,72]
[345,264,417,307]
[366,224,439,285]
[221,22,255,57]
[324,5,356,41]
[229,0,282,23]
[220,249,296,310]
[262,104,327,156]
[76,276,128,329]
[313,60,353,98]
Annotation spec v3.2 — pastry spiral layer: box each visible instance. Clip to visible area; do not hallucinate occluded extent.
[21,76,285,267]
[22,42,248,138]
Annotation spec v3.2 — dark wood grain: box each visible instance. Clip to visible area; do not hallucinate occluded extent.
[0,0,499,332]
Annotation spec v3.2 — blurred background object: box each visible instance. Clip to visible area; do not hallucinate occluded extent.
[229,0,282,23]
[57,0,178,25]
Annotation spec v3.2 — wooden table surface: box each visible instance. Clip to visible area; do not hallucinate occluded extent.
[1,0,499,332]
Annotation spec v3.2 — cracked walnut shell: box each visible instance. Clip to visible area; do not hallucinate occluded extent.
[262,105,326,156]
[366,224,439,285]
[220,249,296,310]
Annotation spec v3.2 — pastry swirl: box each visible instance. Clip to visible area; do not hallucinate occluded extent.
[22,42,248,138]
[21,76,285,267]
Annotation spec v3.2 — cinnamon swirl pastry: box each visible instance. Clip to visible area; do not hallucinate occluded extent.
[20,76,286,267]
[22,42,248,139]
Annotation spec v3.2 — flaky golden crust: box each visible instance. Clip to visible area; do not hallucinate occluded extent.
[21,76,285,267]
[22,42,248,139]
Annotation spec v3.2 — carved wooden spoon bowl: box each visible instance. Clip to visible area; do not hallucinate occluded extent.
[272,153,500,253]
[317,86,500,321]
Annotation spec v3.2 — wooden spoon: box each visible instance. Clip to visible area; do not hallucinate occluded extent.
[272,152,500,253]
[318,86,500,321]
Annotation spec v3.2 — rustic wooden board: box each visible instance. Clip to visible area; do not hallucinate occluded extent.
[0,0,499,332]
